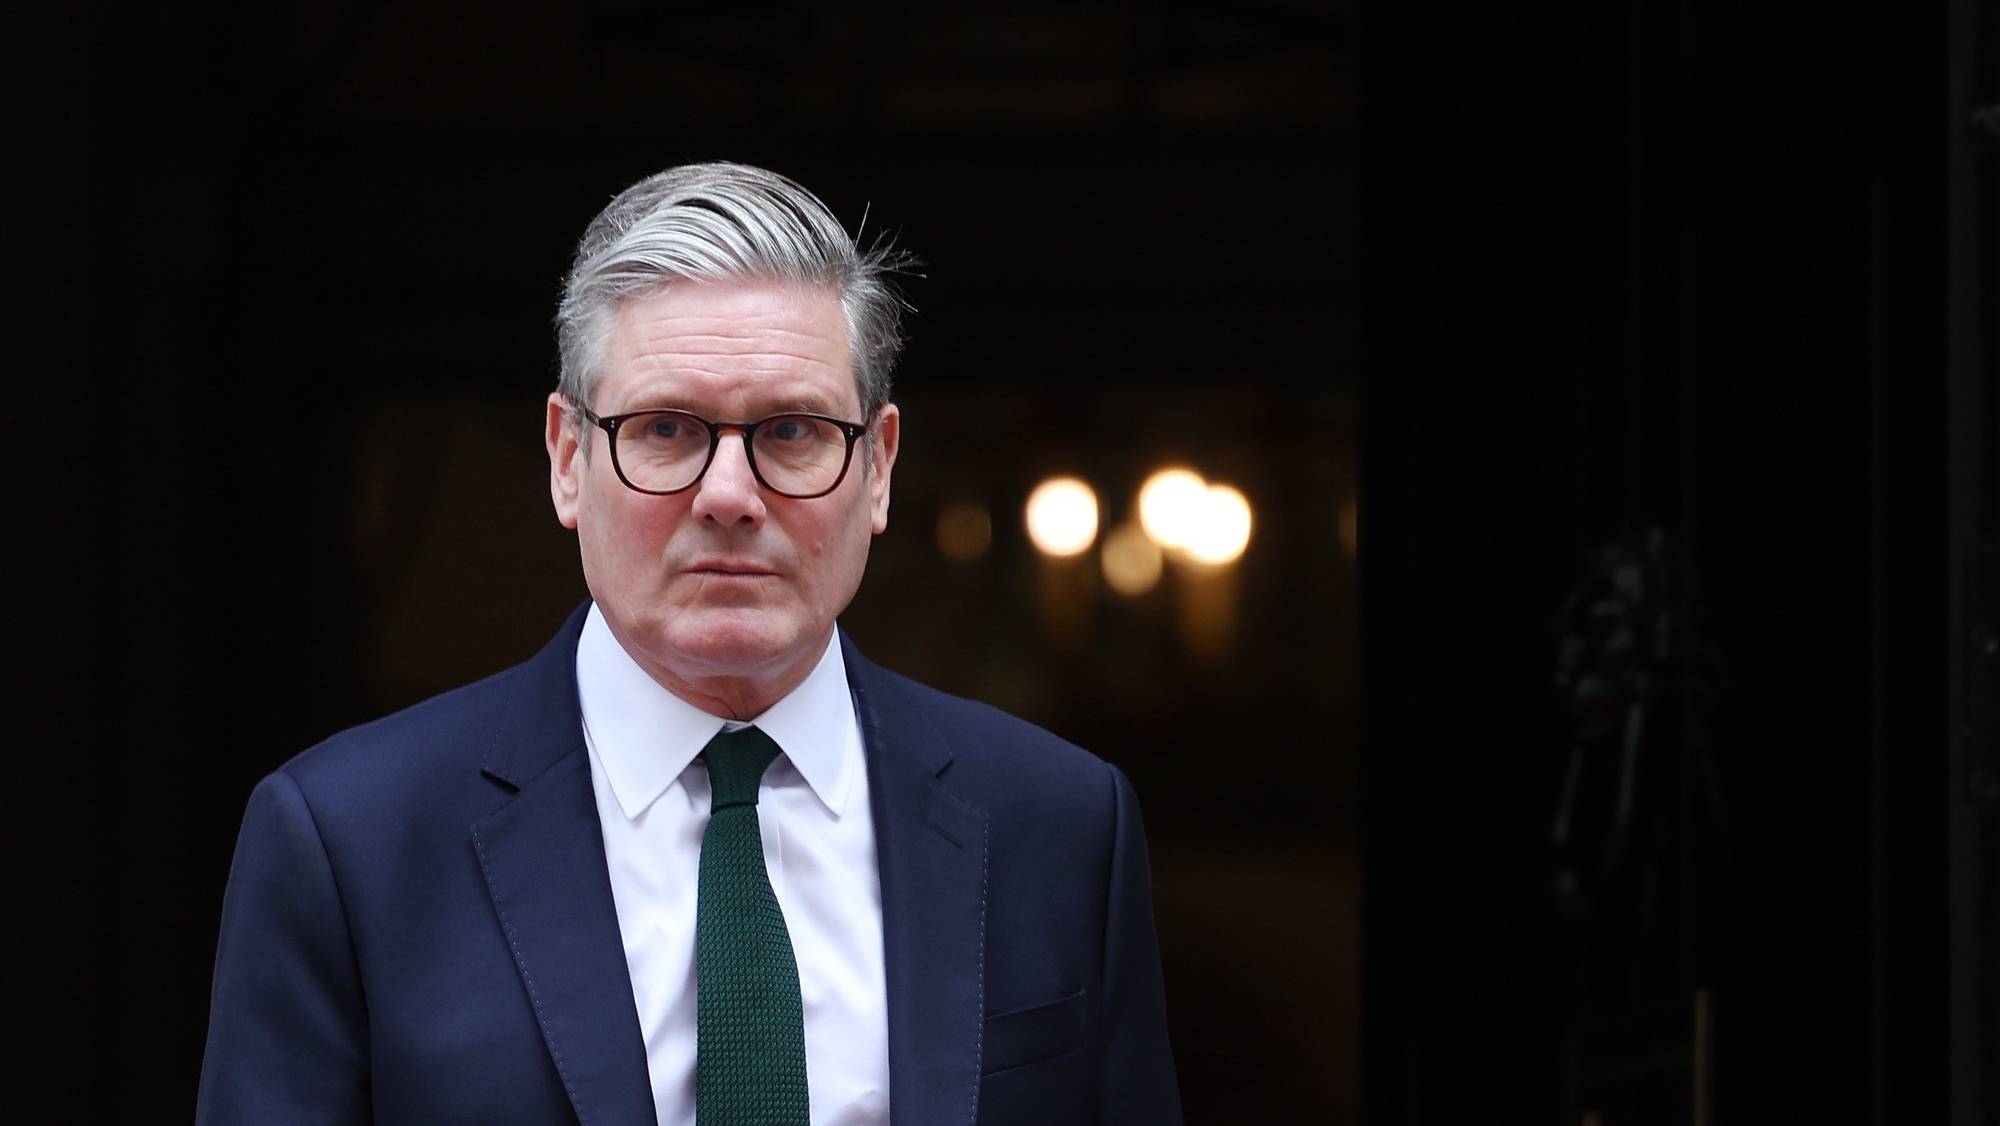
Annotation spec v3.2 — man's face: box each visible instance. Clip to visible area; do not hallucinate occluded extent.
[546,279,899,711]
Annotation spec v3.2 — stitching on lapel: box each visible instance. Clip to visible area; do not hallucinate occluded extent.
[471,823,595,1126]
[915,777,990,1124]
[966,795,989,1125]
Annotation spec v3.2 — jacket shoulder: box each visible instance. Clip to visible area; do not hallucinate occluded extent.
[284,663,530,783]
[852,651,1119,798]
[277,604,589,807]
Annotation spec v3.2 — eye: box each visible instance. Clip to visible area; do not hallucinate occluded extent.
[622,411,707,453]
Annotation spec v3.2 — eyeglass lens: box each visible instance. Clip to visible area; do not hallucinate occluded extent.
[614,411,851,496]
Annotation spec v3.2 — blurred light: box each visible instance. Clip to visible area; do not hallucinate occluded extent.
[1137,468,1208,548]
[1025,477,1099,557]
[935,500,992,562]
[1338,495,1358,558]
[1182,484,1253,565]
[1100,521,1163,596]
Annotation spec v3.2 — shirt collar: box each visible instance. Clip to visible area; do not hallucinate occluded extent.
[575,603,859,822]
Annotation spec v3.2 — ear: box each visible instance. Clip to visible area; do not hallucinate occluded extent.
[865,403,899,535]
[546,393,582,529]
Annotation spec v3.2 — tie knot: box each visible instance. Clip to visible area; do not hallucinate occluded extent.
[702,725,781,810]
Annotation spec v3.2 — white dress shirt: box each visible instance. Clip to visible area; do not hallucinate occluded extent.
[575,604,890,1126]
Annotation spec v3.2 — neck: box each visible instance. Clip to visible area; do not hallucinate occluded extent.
[662,678,789,723]
[640,633,833,722]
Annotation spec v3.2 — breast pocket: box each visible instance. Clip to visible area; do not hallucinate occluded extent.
[981,989,1086,1076]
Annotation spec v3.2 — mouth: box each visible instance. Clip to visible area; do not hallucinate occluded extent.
[685,560,781,578]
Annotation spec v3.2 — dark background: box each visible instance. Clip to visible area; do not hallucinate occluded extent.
[18,0,1996,1123]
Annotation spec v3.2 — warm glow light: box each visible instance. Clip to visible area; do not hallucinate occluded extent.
[1025,477,1099,557]
[935,500,993,562]
[1338,495,1358,558]
[1137,468,1208,548]
[1181,484,1253,565]
[1100,522,1164,596]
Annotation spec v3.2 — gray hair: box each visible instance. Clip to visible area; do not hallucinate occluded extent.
[555,161,913,428]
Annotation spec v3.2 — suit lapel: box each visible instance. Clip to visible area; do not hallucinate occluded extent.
[847,634,991,1126]
[473,604,657,1126]
[463,612,991,1125]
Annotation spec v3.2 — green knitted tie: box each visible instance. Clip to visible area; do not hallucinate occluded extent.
[696,725,810,1125]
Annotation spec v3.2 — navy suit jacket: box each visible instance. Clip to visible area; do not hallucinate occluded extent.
[198,604,1181,1124]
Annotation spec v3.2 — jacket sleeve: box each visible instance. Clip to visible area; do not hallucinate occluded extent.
[1096,764,1182,1124]
[197,770,371,1125]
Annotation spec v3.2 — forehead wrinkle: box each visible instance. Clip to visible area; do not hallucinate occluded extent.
[604,353,855,417]
[638,326,842,348]
[633,306,843,341]
[607,281,848,349]
[600,284,856,412]
[641,345,843,368]
[615,322,848,365]
[613,353,846,387]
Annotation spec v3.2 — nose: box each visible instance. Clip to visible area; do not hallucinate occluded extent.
[688,431,767,527]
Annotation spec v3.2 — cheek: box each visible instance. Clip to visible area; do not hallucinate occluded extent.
[808,507,874,587]
[580,478,677,576]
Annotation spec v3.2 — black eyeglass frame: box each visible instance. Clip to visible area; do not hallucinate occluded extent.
[575,403,872,500]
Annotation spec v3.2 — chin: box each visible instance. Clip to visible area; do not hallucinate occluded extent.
[659,610,809,679]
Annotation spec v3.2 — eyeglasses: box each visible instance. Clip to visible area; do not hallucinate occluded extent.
[575,404,871,499]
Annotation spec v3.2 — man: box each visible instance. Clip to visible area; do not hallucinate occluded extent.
[197,161,1180,1125]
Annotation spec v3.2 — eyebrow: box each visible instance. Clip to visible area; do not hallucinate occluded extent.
[778,396,846,416]
[622,396,845,419]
